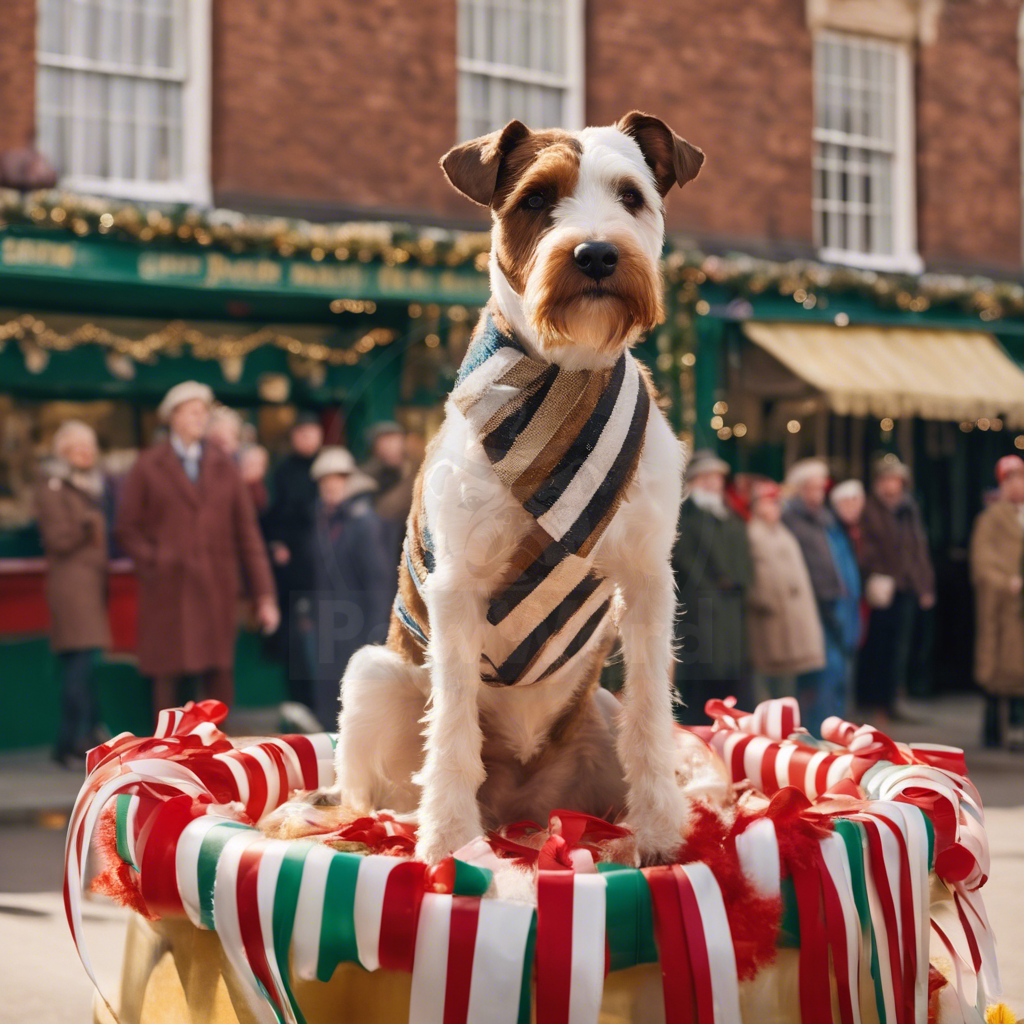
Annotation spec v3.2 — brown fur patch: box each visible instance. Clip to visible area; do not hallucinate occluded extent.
[531,232,665,353]
[492,131,581,294]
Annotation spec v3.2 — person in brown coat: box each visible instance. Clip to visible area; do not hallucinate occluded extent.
[36,420,111,766]
[970,454,1024,748]
[116,381,279,718]
[746,481,825,701]
[856,457,936,718]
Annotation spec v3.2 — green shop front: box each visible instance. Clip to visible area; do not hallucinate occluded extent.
[0,191,497,749]
[664,251,1024,693]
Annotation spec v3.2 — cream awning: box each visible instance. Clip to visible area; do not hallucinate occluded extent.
[743,322,1024,427]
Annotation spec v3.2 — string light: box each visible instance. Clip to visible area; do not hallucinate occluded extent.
[0,314,395,367]
[733,423,747,438]
[787,420,801,433]
[713,400,728,415]
[710,415,724,430]
[880,417,894,432]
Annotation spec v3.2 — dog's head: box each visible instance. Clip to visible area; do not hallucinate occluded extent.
[441,112,703,365]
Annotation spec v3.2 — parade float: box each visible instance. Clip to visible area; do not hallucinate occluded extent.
[65,696,1006,1024]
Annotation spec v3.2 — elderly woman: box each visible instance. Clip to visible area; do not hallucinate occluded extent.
[309,447,394,729]
[36,420,111,767]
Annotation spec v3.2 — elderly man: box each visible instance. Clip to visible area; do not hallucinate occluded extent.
[116,381,278,719]
[782,459,847,734]
[971,454,1024,748]
[672,449,753,723]
[360,420,414,563]
[856,457,935,720]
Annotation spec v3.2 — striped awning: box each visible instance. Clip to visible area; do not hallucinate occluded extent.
[744,321,1024,427]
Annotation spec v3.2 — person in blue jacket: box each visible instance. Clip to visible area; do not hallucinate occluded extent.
[308,447,396,729]
[827,479,865,720]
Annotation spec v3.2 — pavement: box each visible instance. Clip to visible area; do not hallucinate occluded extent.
[0,693,1021,1021]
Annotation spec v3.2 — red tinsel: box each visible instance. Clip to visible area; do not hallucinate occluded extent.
[676,802,788,981]
[90,805,152,919]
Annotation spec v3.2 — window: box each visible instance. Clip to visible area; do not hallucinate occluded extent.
[456,0,584,140]
[36,0,210,204]
[813,32,920,272]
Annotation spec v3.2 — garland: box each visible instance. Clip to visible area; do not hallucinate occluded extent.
[4,189,1023,322]
[0,313,395,368]
[64,697,1004,1024]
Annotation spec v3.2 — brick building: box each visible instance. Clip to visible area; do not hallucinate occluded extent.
[3,0,1024,738]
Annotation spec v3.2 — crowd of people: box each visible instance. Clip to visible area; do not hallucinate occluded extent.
[673,448,1024,743]
[36,381,414,765]
[32,381,1024,763]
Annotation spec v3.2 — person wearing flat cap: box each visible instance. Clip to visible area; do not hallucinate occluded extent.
[671,450,754,723]
[970,454,1024,747]
[308,447,395,729]
[115,381,279,719]
[856,456,935,721]
[360,420,415,563]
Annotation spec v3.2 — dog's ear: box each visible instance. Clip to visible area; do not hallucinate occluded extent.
[617,111,704,196]
[440,120,532,207]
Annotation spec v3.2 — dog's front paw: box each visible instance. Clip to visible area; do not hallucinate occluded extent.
[629,803,689,866]
[415,820,482,866]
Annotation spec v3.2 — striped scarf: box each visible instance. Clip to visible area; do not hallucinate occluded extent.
[395,313,651,686]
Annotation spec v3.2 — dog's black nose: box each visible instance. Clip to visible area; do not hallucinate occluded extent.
[573,241,619,280]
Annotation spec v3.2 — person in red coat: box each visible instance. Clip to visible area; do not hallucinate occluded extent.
[116,381,279,718]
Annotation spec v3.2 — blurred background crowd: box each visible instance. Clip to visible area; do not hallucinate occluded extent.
[29,379,1024,765]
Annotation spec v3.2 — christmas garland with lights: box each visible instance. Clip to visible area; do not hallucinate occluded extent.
[5,190,1024,324]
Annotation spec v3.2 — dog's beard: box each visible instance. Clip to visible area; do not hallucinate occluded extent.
[525,236,664,355]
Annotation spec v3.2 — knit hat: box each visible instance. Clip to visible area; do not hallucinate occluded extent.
[686,449,730,481]
[311,446,357,480]
[157,381,214,423]
[293,410,321,428]
[366,420,404,443]
[996,454,1024,483]
[785,458,829,489]
[872,454,910,481]
[829,479,865,507]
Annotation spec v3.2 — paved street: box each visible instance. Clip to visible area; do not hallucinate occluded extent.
[0,693,1020,1021]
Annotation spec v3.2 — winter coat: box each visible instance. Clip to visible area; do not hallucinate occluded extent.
[261,452,319,593]
[745,517,825,677]
[970,500,1024,696]
[781,498,843,601]
[115,440,275,675]
[310,480,395,688]
[36,468,111,652]
[859,494,935,598]
[826,521,863,653]
[672,499,754,682]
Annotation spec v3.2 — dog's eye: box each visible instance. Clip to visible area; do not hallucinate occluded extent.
[524,193,546,210]
[620,189,644,209]
[460,493,486,513]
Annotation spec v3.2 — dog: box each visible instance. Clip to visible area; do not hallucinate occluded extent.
[324,111,704,866]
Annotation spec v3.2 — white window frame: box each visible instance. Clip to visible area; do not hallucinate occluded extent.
[812,30,921,273]
[36,0,211,206]
[456,0,585,140]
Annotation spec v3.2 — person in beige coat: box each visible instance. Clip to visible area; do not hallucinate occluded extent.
[36,421,111,767]
[746,481,825,702]
[970,454,1024,748]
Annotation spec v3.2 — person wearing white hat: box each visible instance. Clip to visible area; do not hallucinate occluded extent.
[671,450,754,723]
[971,454,1024,747]
[307,447,394,729]
[116,381,279,719]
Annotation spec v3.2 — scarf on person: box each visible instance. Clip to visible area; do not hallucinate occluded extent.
[394,312,652,686]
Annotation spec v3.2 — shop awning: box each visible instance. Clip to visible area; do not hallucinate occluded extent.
[743,321,1024,427]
